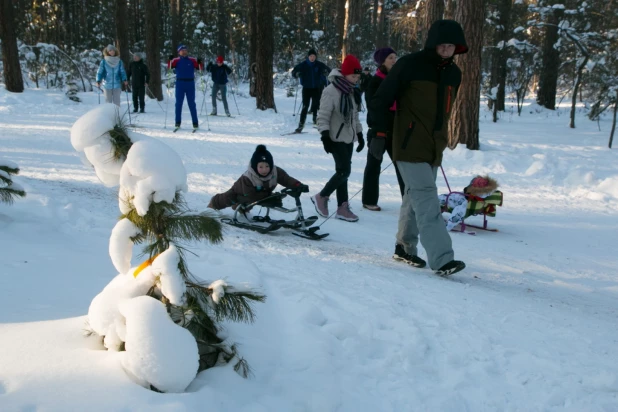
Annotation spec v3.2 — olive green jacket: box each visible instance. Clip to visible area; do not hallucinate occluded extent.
[370,20,468,166]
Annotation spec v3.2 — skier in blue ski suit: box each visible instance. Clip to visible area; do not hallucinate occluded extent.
[167,44,203,128]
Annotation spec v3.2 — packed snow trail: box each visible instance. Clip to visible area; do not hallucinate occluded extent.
[1,86,618,410]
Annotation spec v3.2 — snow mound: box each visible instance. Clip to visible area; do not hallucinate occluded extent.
[109,218,141,274]
[119,296,199,393]
[151,245,186,306]
[119,136,187,216]
[87,268,156,347]
[70,104,118,151]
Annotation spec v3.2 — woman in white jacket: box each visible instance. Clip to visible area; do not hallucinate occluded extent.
[311,55,365,222]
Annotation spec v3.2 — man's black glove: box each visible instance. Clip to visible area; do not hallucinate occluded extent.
[368,131,386,161]
[297,184,309,193]
[356,132,365,153]
[197,58,203,64]
[321,131,333,154]
[168,55,174,61]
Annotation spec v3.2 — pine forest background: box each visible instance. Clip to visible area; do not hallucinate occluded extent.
[1,0,617,146]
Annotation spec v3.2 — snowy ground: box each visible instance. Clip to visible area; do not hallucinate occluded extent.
[1,84,617,411]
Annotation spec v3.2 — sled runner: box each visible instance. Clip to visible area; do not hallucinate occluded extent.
[221,187,329,240]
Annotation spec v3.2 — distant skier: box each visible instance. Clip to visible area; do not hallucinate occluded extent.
[127,53,150,113]
[206,56,233,117]
[292,49,330,132]
[207,145,308,216]
[96,45,128,107]
[167,44,203,130]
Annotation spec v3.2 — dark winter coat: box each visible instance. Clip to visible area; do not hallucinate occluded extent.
[365,68,395,136]
[127,59,150,87]
[207,63,232,85]
[370,20,468,166]
[208,166,302,210]
[359,73,372,94]
[292,59,330,89]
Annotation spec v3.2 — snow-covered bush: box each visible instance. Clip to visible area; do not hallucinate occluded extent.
[71,105,265,392]
[0,160,26,205]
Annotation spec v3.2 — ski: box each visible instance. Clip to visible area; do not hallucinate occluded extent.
[209,114,235,118]
[221,217,282,234]
[280,131,308,136]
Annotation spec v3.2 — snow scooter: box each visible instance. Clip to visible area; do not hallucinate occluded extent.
[221,187,329,240]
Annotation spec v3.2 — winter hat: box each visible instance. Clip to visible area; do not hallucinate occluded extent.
[464,175,499,197]
[177,44,187,53]
[216,56,224,63]
[250,145,274,174]
[373,47,396,66]
[106,44,118,53]
[308,49,317,57]
[340,54,362,76]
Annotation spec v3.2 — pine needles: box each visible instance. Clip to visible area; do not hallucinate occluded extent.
[0,164,26,205]
[107,113,133,161]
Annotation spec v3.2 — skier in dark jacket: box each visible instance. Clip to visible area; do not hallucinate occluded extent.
[292,49,330,132]
[167,44,203,129]
[362,48,404,211]
[206,56,232,117]
[127,53,150,113]
[371,19,468,277]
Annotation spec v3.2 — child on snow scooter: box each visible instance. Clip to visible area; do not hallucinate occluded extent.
[207,145,308,214]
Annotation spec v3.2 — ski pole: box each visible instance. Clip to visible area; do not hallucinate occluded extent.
[292,81,299,116]
[145,85,166,112]
[317,162,393,230]
[125,87,133,125]
[232,72,240,115]
[199,74,207,116]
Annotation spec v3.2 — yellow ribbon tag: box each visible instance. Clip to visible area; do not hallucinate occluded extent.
[133,253,161,278]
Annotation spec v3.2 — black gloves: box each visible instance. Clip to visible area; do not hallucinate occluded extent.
[368,131,386,161]
[197,58,203,64]
[321,131,333,154]
[356,132,365,153]
[297,184,310,193]
[168,55,174,61]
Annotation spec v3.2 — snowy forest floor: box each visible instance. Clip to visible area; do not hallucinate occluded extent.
[1,85,618,411]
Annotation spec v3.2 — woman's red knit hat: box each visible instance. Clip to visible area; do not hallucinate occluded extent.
[340,55,362,76]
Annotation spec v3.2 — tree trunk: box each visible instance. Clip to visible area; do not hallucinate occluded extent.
[170,0,183,55]
[448,0,484,150]
[421,0,445,45]
[488,0,512,113]
[375,0,386,47]
[0,0,24,93]
[444,0,456,20]
[569,55,588,129]
[336,0,346,57]
[609,92,617,149]
[537,8,563,110]
[115,0,131,72]
[217,0,226,57]
[255,0,275,110]
[145,0,163,101]
[248,0,258,66]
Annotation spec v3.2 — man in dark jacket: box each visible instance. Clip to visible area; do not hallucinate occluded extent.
[206,56,232,117]
[371,20,468,277]
[292,49,330,132]
[127,53,150,113]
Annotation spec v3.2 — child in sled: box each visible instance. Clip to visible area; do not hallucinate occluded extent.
[207,145,308,215]
[439,175,500,231]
